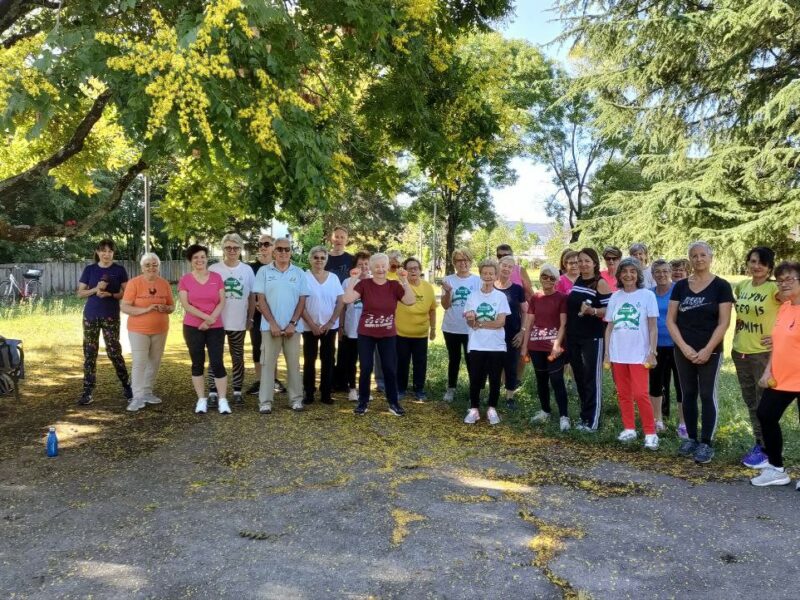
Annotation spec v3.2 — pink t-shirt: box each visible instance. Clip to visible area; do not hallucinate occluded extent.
[178,272,224,329]
[354,278,405,337]
[600,270,618,292]
[555,275,575,295]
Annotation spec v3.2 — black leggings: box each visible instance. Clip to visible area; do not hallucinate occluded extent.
[338,336,359,389]
[468,350,503,409]
[530,350,569,417]
[302,329,337,402]
[443,332,470,388]
[396,336,428,394]
[673,349,722,445]
[649,345,682,415]
[757,388,800,468]
[183,325,226,377]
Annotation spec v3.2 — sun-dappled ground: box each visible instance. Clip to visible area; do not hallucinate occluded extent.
[1,296,799,598]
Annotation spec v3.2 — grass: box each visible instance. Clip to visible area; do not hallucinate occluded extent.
[1,282,798,467]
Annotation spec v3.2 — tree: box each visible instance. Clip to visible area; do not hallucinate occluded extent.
[555,0,800,268]
[365,32,552,273]
[466,221,538,263]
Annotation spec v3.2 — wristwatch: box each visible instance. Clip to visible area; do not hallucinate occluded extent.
[288,320,297,325]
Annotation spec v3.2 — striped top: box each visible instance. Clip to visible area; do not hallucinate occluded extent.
[566,276,611,340]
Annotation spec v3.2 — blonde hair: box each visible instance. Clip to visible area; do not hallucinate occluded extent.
[498,255,516,267]
[451,248,473,264]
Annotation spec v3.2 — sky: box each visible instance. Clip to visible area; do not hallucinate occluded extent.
[492,1,570,225]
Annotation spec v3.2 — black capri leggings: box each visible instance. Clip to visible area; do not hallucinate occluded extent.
[183,325,227,378]
[443,332,470,388]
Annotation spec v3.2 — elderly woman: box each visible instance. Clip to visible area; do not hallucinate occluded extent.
[440,248,481,402]
[667,241,733,464]
[566,248,612,431]
[343,253,415,416]
[208,233,255,407]
[121,253,175,412]
[604,258,659,449]
[555,250,580,295]
[395,257,437,402]
[179,244,228,415]
[496,244,533,299]
[495,255,527,409]
[302,246,344,405]
[600,246,622,292]
[76,239,131,406]
[341,252,371,401]
[386,249,403,281]
[463,259,510,425]
[629,242,656,288]
[523,264,569,430]
[648,259,686,436]
[733,247,781,468]
[670,258,690,282]
[750,261,800,487]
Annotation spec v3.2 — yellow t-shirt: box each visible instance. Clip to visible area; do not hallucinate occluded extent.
[386,271,399,281]
[395,280,436,338]
[733,279,781,354]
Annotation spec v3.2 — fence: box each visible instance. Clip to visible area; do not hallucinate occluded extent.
[0,260,191,297]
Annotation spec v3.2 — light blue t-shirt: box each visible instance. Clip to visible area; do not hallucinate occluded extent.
[253,263,310,332]
[652,284,674,348]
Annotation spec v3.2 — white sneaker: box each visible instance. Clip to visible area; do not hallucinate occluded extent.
[644,434,660,450]
[292,401,304,411]
[144,395,162,405]
[195,398,208,414]
[218,398,231,414]
[464,408,480,424]
[487,407,501,425]
[655,420,665,432]
[559,416,570,432]
[443,388,456,402]
[348,388,358,402]
[751,465,791,487]
[617,429,637,442]
[126,397,145,412]
[530,410,551,424]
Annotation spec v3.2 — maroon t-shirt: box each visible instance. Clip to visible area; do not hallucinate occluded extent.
[527,291,567,352]
[354,279,405,337]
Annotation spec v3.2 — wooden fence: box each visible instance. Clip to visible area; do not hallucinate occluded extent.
[0,260,191,297]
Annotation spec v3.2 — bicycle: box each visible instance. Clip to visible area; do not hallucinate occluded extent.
[0,266,43,306]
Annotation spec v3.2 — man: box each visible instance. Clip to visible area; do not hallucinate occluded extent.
[495,244,533,300]
[253,238,309,413]
[325,226,354,283]
[600,246,622,292]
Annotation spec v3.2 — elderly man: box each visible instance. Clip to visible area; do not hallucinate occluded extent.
[253,238,309,413]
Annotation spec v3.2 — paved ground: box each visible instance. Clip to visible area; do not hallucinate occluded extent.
[1,386,798,600]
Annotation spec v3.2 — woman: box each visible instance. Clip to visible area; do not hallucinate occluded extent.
[604,258,659,449]
[440,248,481,402]
[600,246,622,292]
[341,252,371,401]
[208,233,255,407]
[342,253,415,416]
[733,247,781,468]
[463,259,510,425]
[395,257,436,402]
[629,242,656,288]
[670,258,690,282]
[566,248,612,431]
[667,241,733,464]
[76,239,131,406]
[495,255,527,409]
[302,246,344,405]
[121,253,175,412]
[522,265,569,430]
[750,261,800,487]
[497,244,534,299]
[178,244,229,415]
[555,250,580,295]
[648,259,686,436]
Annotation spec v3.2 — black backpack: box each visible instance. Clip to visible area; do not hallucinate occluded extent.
[0,336,24,399]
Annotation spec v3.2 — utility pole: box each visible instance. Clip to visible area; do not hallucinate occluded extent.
[143,174,151,254]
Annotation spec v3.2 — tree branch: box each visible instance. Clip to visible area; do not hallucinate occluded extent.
[1,24,40,48]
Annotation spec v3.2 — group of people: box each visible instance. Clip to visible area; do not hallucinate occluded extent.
[76,233,800,489]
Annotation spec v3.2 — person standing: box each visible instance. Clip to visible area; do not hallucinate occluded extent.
[496,244,534,299]
[395,257,437,402]
[121,253,174,412]
[555,250,580,295]
[600,246,622,292]
[667,241,733,464]
[670,258,690,282]
[629,243,656,289]
[326,226,353,392]
[440,249,481,402]
[302,246,344,405]
[76,239,131,406]
[253,238,309,414]
[604,258,660,449]
[208,233,255,407]
[178,244,228,414]
[341,252,371,401]
[463,259,511,426]
[494,255,527,410]
[732,246,781,468]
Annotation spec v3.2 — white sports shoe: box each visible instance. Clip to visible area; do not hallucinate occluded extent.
[218,398,232,414]
[144,395,162,405]
[644,434,660,450]
[195,398,208,414]
[530,410,551,424]
[464,408,480,424]
[443,388,456,402]
[751,466,791,487]
[487,407,501,426]
[559,416,571,432]
[126,397,145,412]
[617,429,637,443]
[348,388,358,401]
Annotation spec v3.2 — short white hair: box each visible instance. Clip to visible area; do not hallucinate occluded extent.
[386,249,403,261]
[539,264,559,279]
[369,253,389,269]
[499,255,516,267]
[688,240,713,257]
[221,233,244,247]
[140,252,161,267]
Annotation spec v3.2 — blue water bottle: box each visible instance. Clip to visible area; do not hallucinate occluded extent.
[46,427,58,457]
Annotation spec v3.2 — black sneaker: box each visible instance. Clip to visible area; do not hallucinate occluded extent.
[233,391,244,405]
[506,398,518,411]
[303,396,315,405]
[246,381,260,396]
[207,391,218,408]
[273,380,286,393]
[388,403,406,417]
[77,395,93,406]
[123,384,133,400]
[693,443,714,464]
[354,402,368,416]
[677,439,699,458]
[320,397,334,405]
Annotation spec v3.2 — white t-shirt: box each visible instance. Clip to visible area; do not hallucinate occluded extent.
[209,261,255,331]
[464,288,510,352]
[642,266,656,290]
[343,276,363,339]
[604,288,659,364]
[441,274,481,334]
[302,271,344,330]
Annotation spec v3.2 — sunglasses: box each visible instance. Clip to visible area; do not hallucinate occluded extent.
[274,247,291,253]
[257,241,272,248]
[604,256,620,261]
[497,253,511,259]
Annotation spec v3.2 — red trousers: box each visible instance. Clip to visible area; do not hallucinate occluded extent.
[611,363,656,435]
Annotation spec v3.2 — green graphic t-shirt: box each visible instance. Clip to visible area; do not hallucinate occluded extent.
[604,288,659,364]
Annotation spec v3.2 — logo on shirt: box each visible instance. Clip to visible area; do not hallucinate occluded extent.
[679,296,710,312]
[452,286,471,307]
[364,313,394,329]
[613,302,640,329]
[224,277,244,299]
[530,326,558,341]
[476,302,496,322]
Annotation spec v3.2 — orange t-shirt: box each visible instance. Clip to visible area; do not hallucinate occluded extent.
[771,302,800,392]
[122,275,174,335]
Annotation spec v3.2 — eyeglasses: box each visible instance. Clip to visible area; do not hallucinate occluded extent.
[312,256,327,261]
[274,247,291,253]
[223,246,241,252]
[777,277,799,285]
[540,275,556,281]
[454,258,469,263]
[257,241,272,248]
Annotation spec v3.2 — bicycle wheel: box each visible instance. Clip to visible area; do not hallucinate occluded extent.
[0,281,16,306]
[25,280,41,302]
